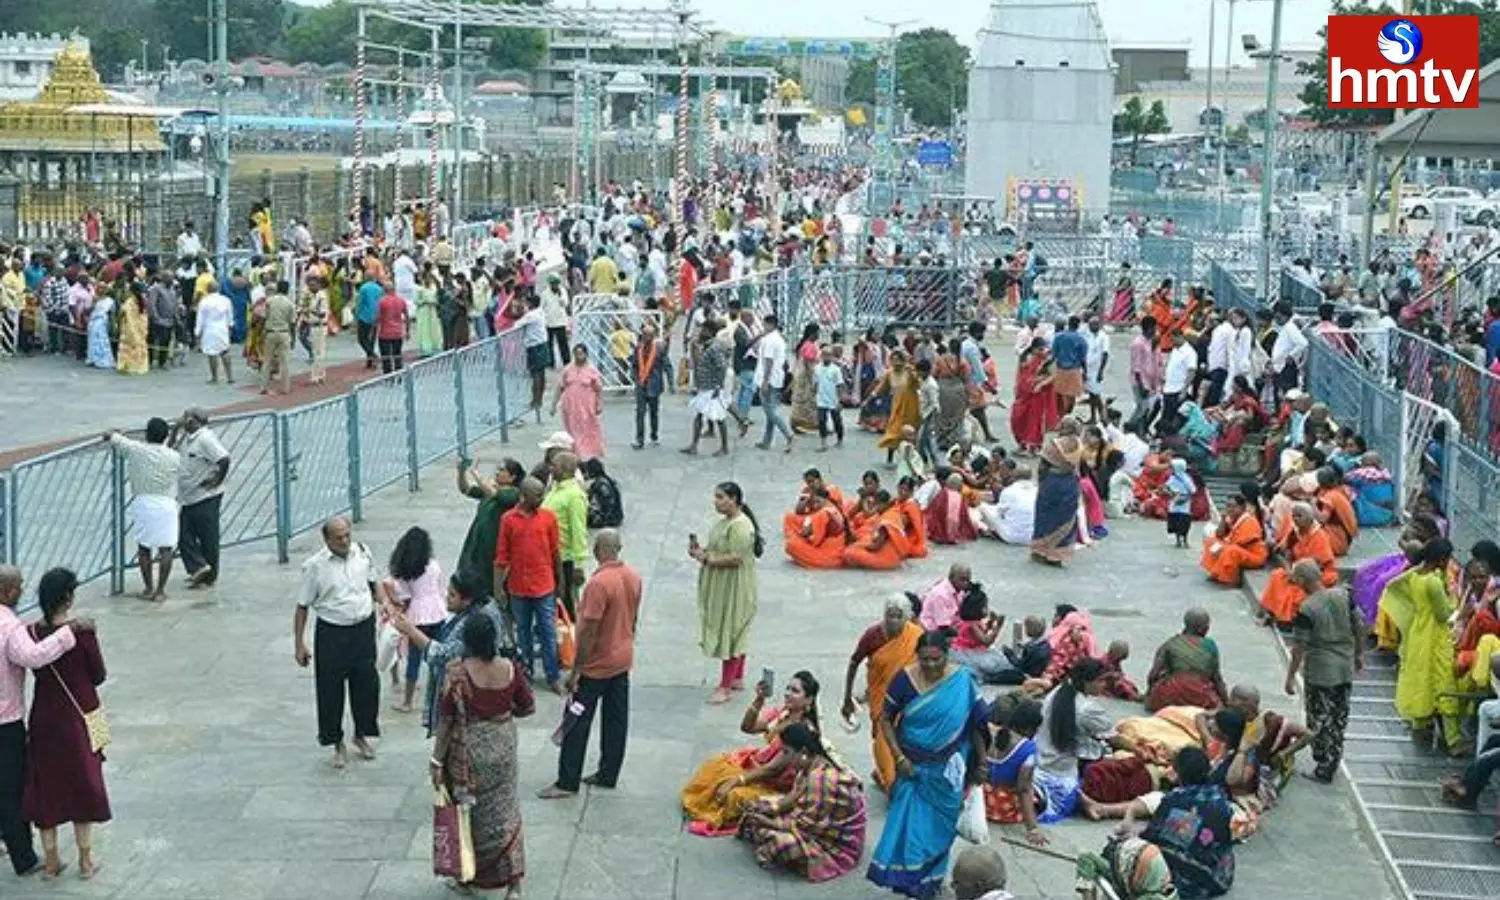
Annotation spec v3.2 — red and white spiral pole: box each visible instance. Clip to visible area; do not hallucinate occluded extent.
[352,8,367,228]
[428,27,439,218]
[393,52,405,214]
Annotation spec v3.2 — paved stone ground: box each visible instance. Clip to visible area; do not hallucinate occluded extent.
[2,333,1400,900]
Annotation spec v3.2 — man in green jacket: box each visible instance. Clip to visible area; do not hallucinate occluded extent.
[543,451,590,619]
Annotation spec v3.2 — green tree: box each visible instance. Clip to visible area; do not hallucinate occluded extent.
[151,0,287,61]
[845,28,970,127]
[1298,0,1500,127]
[1115,96,1171,164]
[0,0,156,78]
[282,0,545,71]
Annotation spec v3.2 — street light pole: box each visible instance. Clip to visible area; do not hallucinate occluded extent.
[1205,0,1215,152]
[213,0,229,277]
[1217,0,1234,209]
[451,0,463,231]
[1256,0,1285,300]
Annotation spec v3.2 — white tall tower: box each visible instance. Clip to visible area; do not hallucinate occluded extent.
[964,0,1114,220]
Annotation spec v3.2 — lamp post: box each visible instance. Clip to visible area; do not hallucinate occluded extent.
[1217,0,1235,210]
[1256,0,1285,301]
[1205,0,1216,153]
[213,0,229,277]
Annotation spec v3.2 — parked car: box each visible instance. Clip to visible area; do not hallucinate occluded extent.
[1401,186,1485,221]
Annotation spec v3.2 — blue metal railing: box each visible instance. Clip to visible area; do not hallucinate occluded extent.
[0,329,528,607]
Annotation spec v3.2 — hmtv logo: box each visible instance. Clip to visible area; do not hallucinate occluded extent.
[1327,15,1480,108]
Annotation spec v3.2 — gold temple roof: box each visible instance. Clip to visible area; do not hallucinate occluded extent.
[0,41,164,153]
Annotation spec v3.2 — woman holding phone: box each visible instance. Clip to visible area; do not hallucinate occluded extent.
[691,481,765,704]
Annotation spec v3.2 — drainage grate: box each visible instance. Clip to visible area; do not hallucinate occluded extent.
[1399,863,1500,899]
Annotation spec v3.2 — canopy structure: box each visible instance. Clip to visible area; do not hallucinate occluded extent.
[1372,58,1500,159]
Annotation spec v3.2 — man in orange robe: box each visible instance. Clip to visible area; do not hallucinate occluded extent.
[1201,491,1268,586]
[1259,502,1339,624]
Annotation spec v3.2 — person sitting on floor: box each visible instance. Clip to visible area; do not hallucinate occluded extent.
[1145,608,1228,711]
[1313,466,1360,557]
[1023,605,1100,697]
[841,491,911,571]
[1098,640,1142,702]
[784,489,851,569]
[1344,451,1397,527]
[977,460,1037,544]
[1201,486,1268,586]
[892,477,929,558]
[925,472,981,545]
[917,564,971,632]
[784,469,845,534]
[951,844,1017,900]
[1259,502,1339,626]
[1002,616,1053,686]
[982,699,1056,845]
[948,584,1012,684]
[846,470,881,517]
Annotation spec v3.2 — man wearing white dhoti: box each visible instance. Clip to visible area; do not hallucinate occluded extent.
[105,418,182,601]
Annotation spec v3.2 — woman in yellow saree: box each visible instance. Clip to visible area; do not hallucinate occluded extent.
[682,670,823,836]
[1392,539,1464,753]
[839,597,923,792]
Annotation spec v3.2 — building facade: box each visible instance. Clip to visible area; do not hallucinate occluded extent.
[0,33,90,102]
[965,0,1113,219]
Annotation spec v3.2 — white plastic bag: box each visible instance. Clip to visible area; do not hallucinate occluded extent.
[957,785,989,845]
[375,621,402,674]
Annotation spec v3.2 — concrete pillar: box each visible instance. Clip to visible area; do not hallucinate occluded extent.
[259,168,273,207]
[297,167,312,225]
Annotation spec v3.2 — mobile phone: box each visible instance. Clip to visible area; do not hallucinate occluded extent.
[759,667,775,695]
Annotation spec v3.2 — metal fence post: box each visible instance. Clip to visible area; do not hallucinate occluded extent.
[403,371,420,492]
[4,471,16,567]
[273,413,291,564]
[838,273,853,335]
[346,393,364,523]
[109,448,126,595]
[495,340,511,445]
[453,354,469,457]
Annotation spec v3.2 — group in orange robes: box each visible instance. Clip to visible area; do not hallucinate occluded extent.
[842,495,911,570]
[784,491,851,569]
[1201,499,1268,586]
[1259,519,1340,623]
[1316,480,1360,558]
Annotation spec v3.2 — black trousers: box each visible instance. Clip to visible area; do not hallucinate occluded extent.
[633,389,660,444]
[313,616,380,746]
[559,561,578,620]
[149,322,172,367]
[1160,391,1184,437]
[549,325,570,368]
[818,407,845,441]
[356,320,377,361]
[557,672,630,791]
[178,495,222,582]
[0,720,37,873]
[1462,735,1500,800]
[1204,367,1229,407]
[378,337,404,373]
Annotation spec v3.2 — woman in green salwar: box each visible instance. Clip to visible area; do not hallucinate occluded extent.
[692,481,765,704]
[415,266,443,356]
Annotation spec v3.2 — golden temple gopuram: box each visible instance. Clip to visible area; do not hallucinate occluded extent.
[0,40,164,158]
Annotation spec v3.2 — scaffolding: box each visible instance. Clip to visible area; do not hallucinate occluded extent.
[352,0,708,228]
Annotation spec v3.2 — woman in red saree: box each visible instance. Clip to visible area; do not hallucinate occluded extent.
[1021,605,1098,696]
[1009,339,1058,453]
[924,474,979,546]
[1454,545,1500,674]
[1209,377,1268,454]
[840,598,924,791]
[842,494,912,570]
[1103,263,1136,324]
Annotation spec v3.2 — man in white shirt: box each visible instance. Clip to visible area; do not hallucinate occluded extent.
[1083,315,1110,424]
[754,314,792,451]
[1270,304,1309,398]
[980,465,1037,544]
[517,294,551,422]
[1161,330,1199,435]
[392,251,418,317]
[170,407,231,588]
[1204,311,1235,406]
[1227,309,1254,388]
[175,221,202,263]
[293,516,380,770]
[540,272,571,366]
[106,419,182,601]
[1115,422,1152,478]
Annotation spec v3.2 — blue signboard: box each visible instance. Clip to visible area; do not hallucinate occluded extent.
[916,140,955,168]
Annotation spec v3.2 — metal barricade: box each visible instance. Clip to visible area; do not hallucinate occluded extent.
[571,306,664,391]
[279,395,355,536]
[454,338,509,451]
[1449,439,1500,553]
[8,441,118,593]
[352,370,414,494]
[1278,268,1327,314]
[210,412,283,553]
[410,352,463,468]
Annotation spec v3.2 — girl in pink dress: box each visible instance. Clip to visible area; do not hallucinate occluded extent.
[552,344,606,459]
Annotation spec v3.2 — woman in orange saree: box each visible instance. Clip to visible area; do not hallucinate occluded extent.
[840,598,923,791]
[785,491,850,570]
[1314,467,1360,557]
[1201,491,1268,586]
[1258,503,1339,624]
[682,671,824,836]
[893,477,929,559]
[842,494,911,570]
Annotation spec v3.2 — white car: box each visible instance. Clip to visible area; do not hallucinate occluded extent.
[1401,186,1485,220]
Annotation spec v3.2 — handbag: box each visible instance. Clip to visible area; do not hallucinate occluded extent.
[957,784,990,845]
[431,786,476,882]
[374,619,402,674]
[51,666,110,753]
[555,603,577,670]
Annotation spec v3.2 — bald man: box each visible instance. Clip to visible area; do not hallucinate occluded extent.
[919,564,972,632]
[951,844,1010,900]
[1,566,90,874]
[539,529,643,799]
[1285,561,1362,783]
[294,517,381,769]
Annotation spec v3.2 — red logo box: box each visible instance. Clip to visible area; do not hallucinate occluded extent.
[1326,15,1480,109]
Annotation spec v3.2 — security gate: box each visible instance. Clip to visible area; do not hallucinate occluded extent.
[571,299,663,392]
[1400,393,1456,512]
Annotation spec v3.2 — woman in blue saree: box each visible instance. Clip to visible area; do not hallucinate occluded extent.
[1031,419,1084,568]
[867,631,989,899]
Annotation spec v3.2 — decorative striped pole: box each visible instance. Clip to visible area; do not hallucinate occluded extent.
[766,76,779,238]
[673,43,689,233]
[428,28,440,217]
[352,8,367,228]
[569,72,582,202]
[393,52,405,213]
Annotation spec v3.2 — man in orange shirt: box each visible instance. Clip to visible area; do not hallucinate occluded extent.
[538,529,643,799]
[495,478,562,693]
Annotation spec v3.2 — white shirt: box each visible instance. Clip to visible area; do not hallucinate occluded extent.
[517,307,548,348]
[1207,321,1234,372]
[1084,329,1109,380]
[297,543,376,626]
[754,330,788,390]
[110,434,181,499]
[1162,343,1198,394]
[393,255,418,302]
[541,284,570,329]
[176,427,230,507]
[176,230,202,261]
[1228,326,1254,382]
[1116,432,1151,478]
[195,292,234,355]
[1271,319,1309,373]
[992,481,1037,544]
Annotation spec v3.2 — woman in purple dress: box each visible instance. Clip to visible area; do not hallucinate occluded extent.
[1351,514,1444,625]
[22,568,110,880]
